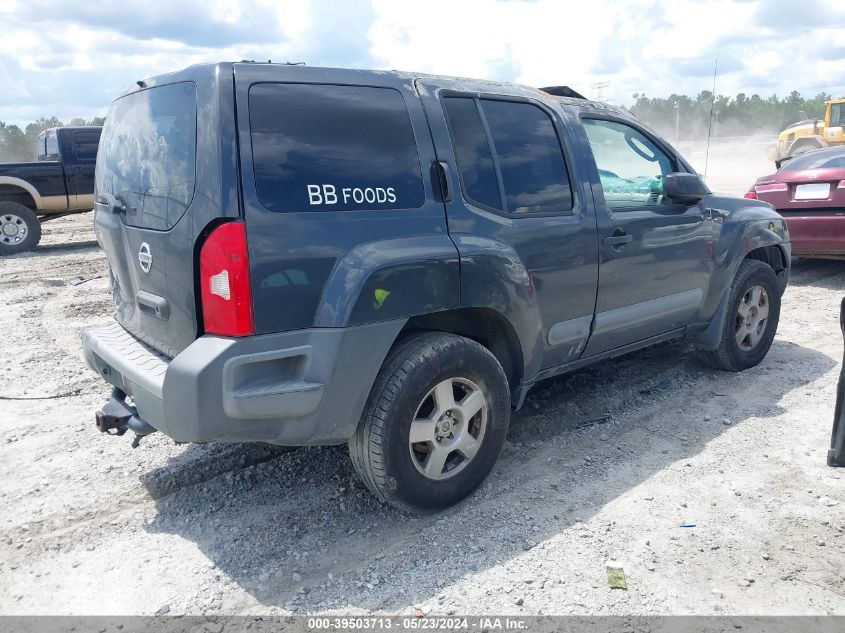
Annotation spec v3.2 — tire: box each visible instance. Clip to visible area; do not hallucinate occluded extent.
[349,332,510,512]
[0,201,41,255]
[699,259,781,372]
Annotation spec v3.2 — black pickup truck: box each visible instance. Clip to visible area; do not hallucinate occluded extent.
[0,126,102,254]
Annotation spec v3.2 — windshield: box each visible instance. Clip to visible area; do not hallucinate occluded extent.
[95,82,197,230]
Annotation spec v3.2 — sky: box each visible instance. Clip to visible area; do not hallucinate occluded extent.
[1,0,845,126]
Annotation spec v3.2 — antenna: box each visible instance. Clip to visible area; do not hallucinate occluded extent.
[591,81,610,102]
[704,59,718,179]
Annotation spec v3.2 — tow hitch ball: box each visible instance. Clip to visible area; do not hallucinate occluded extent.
[95,387,157,448]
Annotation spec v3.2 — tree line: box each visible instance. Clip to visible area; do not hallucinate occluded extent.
[0,116,105,163]
[630,90,836,142]
[0,89,839,162]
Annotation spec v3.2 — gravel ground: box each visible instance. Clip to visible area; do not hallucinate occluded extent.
[1,208,844,617]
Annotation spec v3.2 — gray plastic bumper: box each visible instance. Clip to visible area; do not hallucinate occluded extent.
[81,319,406,445]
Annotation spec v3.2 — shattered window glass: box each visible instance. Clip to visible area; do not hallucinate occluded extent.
[583,118,675,209]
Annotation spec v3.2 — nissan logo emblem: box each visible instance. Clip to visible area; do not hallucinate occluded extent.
[138,242,152,273]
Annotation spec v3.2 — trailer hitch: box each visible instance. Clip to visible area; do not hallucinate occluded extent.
[828,297,845,467]
[95,387,157,447]
[95,388,134,435]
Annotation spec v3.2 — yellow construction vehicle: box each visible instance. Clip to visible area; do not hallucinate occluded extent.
[771,98,845,168]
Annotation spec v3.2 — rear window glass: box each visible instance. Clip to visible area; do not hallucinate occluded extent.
[72,129,101,162]
[95,82,197,231]
[249,83,424,212]
[780,149,845,171]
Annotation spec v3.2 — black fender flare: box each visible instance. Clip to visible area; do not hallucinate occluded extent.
[695,213,789,350]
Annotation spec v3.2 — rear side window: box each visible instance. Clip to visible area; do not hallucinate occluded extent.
[72,129,101,162]
[443,97,573,215]
[249,83,424,212]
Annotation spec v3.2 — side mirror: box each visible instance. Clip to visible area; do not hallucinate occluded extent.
[663,172,709,204]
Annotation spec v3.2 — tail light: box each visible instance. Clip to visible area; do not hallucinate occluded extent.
[744,190,758,199]
[199,222,254,337]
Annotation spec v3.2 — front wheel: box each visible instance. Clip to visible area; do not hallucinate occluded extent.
[699,259,781,371]
[0,201,41,255]
[349,332,510,512]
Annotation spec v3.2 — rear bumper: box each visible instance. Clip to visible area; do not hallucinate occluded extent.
[783,215,845,258]
[81,319,405,445]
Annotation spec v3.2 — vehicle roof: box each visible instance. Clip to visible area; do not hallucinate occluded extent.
[39,126,103,135]
[127,61,637,121]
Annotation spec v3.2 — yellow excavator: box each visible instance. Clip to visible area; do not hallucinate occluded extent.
[770,98,845,168]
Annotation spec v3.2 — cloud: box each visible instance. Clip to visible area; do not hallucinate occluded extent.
[755,0,829,32]
[10,0,284,47]
[0,0,844,127]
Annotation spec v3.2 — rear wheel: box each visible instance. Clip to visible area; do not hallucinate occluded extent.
[0,201,41,255]
[699,259,781,371]
[349,332,510,512]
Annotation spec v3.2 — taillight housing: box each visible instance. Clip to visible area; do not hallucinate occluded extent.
[743,189,758,200]
[199,222,254,337]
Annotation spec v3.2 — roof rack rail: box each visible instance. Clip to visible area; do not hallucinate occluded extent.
[539,86,586,99]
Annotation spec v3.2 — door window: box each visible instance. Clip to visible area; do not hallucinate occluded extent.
[443,97,573,215]
[441,97,502,211]
[831,103,844,127]
[582,118,676,209]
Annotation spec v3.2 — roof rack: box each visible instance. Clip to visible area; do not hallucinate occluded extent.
[539,86,586,99]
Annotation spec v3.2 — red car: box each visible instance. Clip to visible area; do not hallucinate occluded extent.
[746,146,845,260]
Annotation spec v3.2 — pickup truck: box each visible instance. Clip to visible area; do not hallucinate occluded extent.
[0,126,102,254]
[81,63,791,511]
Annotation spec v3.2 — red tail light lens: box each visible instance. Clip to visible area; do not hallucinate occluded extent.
[743,190,758,199]
[199,222,254,337]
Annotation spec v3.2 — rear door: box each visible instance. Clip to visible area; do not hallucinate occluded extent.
[233,64,458,334]
[94,65,240,356]
[577,116,713,356]
[416,79,599,369]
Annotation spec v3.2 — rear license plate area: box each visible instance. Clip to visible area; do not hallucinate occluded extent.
[794,183,831,200]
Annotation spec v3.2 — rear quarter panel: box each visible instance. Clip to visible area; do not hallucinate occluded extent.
[234,65,460,334]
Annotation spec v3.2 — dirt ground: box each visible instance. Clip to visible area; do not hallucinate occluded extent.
[1,158,844,616]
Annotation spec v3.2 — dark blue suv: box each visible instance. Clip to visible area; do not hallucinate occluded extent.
[82,62,790,511]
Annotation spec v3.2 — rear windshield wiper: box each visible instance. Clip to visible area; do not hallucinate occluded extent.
[97,192,129,214]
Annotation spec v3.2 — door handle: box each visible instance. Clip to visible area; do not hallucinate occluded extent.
[136,290,170,320]
[602,233,633,246]
[431,161,453,203]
